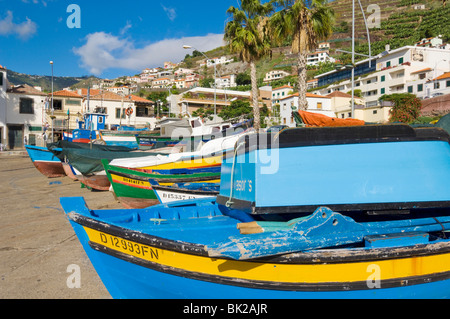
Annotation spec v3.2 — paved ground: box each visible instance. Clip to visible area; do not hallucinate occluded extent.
[0,152,124,299]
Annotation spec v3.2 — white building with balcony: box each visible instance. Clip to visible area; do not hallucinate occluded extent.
[313,45,450,111]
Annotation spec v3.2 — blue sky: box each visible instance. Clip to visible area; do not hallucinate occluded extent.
[0,0,234,79]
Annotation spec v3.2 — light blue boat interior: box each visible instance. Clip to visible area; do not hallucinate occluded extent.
[219,140,450,209]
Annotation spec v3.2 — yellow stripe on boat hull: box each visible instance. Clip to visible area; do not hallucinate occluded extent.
[139,155,223,170]
[84,227,450,286]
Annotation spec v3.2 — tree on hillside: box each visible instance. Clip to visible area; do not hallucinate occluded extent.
[380,93,422,124]
[270,0,335,111]
[224,0,275,131]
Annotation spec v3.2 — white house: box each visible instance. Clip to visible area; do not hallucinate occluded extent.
[200,56,234,68]
[307,51,335,66]
[264,70,291,83]
[215,74,236,89]
[5,84,47,148]
[106,86,135,96]
[272,85,294,104]
[277,92,333,127]
[428,72,450,97]
[174,68,195,76]
[152,77,171,89]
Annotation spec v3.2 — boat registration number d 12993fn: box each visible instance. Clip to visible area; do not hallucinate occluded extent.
[85,227,160,260]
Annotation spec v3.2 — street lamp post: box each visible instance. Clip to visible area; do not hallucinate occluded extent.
[183,45,217,122]
[50,61,54,142]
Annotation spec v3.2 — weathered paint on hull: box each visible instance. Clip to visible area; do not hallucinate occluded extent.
[33,161,66,178]
[77,174,110,191]
[62,163,78,181]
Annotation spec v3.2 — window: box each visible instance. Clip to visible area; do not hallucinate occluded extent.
[52,99,62,111]
[317,102,322,109]
[447,80,450,88]
[381,88,385,94]
[386,61,391,67]
[408,86,413,93]
[399,57,404,64]
[418,84,423,92]
[19,98,34,114]
[0,72,3,86]
[373,110,378,115]
[381,75,385,82]
[434,82,440,89]
[115,108,125,119]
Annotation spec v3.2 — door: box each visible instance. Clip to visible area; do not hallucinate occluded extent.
[7,125,24,150]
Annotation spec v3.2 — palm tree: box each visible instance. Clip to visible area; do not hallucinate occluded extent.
[224,0,274,131]
[271,0,335,111]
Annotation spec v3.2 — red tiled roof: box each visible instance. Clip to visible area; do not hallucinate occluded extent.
[90,91,124,101]
[273,85,293,91]
[126,94,154,104]
[433,72,450,81]
[279,92,331,100]
[51,90,83,98]
[327,91,352,98]
[79,88,101,96]
[411,68,432,74]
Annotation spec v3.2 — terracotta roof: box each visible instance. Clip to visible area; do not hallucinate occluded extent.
[0,64,5,70]
[51,90,83,98]
[433,72,450,81]
[7,84,47,96]
[79,88,101,96]
[273,85,293,91]
[90,91,124,101]
[411,68,432,74]
[279,92,331,101]
[126,94,154,104]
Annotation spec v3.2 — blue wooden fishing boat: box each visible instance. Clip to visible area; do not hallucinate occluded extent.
[59,124,450,299]
[25,145,65,178]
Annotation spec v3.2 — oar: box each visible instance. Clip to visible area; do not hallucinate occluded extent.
[207,207,450,260]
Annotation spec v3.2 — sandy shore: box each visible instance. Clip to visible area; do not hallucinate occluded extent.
[0,153,124,299]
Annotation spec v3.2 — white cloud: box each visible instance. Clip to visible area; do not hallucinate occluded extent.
[120,21,132,36]
[74,32,225,76]
[161,4,177,21]
[0,11,37,40]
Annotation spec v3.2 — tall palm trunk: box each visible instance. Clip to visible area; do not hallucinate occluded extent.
[250,61,261,131]
[297,51,308,111]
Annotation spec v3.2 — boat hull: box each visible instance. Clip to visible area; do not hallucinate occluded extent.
[25,145,66,178]
[103,160,220,208]
[77,173,110,191]
[152,184,218,204]
[61,197,450,299]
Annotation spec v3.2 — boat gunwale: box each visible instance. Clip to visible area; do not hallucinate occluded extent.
[223,125,450,160]
[216,195,450,215]
[107,169,220,183]
[151,184,219,196]
[68,211,450,265]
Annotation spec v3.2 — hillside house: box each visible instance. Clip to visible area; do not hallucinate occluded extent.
[264,70,291,83]
[278,92,333,127]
